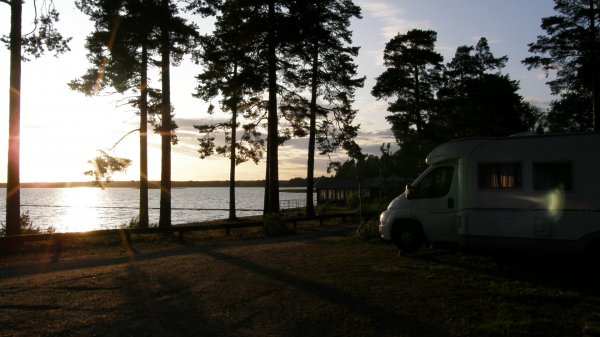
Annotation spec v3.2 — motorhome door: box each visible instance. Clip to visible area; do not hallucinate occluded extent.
[410,164,458,242]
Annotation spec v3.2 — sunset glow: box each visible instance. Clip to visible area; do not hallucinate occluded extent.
[0,1,555,183]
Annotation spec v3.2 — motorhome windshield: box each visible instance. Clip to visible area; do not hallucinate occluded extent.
[411,166,454,199]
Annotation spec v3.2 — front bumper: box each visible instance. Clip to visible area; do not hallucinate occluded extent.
[379,210,393,240]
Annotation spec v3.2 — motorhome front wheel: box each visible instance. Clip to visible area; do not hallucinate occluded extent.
[393,223,424,253]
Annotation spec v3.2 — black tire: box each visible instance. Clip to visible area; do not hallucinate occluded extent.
[393,223,424,253]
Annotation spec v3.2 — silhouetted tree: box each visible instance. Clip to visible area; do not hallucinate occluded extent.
[157,0,199,227]
[523,0,600,131]
[194,1,266,220]
[284,0,364,217]
[193,0,290,216]
[371,29,443,171]
[332,144,407,200]
[1,0,70,236]
[444,38,507,89]
[437,37,538,139]
[264,0,280,214]
[545,92,593,131]
[159,0,173,228]
[84,150,132,187]
[71,0,164,227]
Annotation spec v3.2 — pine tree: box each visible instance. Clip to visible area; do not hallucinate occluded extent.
[73,0,199,228]
[371,29,443,169]
[194,1,266,220]
[153,0,199,227]
[523,0,600,131]
[71,0,161,228]
[1,0,70,236]
[436,37,536,138]
[285,0,364,217]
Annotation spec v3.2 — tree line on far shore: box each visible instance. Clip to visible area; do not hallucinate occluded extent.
[0,178,310,189]
[3,0,599,235]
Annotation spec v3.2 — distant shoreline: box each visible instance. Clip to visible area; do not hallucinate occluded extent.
[0,179,311,189]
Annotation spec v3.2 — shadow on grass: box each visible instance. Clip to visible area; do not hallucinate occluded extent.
[108,264,226,337]
[411,247,600,297]
[0,227,354,282]
[201,247,441,337]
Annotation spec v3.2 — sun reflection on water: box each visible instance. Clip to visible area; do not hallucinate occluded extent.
[55,188,101,233]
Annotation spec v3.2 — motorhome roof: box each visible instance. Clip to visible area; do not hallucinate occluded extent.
[426,138,493,165]
[425,132,600,165]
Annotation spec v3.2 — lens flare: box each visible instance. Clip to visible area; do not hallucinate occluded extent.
[546,186,565,221]
[515,186,565,222]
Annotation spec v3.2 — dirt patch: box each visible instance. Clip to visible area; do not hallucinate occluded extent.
[0,226,599,337]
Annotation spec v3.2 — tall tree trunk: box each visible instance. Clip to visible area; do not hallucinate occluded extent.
[306,37,319,218]
[414,66,422,133]
[590,0,598,130]
[263,146,269,215]
[139,42,149,228]
[266,0,279,214]
[414,66,426,171]
[229,114,237,220]
[6,0,22,236]
[229,63,238,221]
[159,0,172,228]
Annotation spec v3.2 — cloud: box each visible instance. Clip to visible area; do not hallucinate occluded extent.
[171,118,398,178]
[359,129,395,138]
[358,1,431,40]
[523,96,551,110]
[355,128,397,154]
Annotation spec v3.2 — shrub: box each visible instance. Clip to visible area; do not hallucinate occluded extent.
[316,201,333,217]
[354,219,381,242]
[122,216,141,229]
[353,199,390,220]
[1,212,55,235]
[21,211,43,234]
[263,213,291,237]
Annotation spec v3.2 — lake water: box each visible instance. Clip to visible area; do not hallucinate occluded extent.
[0,187,312,233]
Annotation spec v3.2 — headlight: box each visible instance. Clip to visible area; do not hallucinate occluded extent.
[379,210,388,223]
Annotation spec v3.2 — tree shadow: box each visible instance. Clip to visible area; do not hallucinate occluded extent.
[0,228,353,282]
[107,264,226,337]
[201,246,442,337]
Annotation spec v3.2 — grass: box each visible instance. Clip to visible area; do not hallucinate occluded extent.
[1,216,599,336]
[385,247,600,337]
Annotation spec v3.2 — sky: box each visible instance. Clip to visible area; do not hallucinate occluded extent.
[0,0,557,183]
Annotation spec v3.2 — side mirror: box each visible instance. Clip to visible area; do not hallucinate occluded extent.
[405,184,413,199]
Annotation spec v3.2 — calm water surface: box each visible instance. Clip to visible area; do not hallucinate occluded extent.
[0,187,311,233]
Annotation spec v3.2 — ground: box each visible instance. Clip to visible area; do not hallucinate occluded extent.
[0,225,599,337]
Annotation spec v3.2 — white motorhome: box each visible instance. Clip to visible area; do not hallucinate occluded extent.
[379,133,600,256]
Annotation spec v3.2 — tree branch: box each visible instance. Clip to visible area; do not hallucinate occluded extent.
[108,128,140,151]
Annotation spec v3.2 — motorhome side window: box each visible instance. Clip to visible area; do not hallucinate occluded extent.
[412,166,454,199]
[478,163,522,189]
[533,162,572,191]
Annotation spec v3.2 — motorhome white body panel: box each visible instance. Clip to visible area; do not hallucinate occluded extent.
[380,133,600,255]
